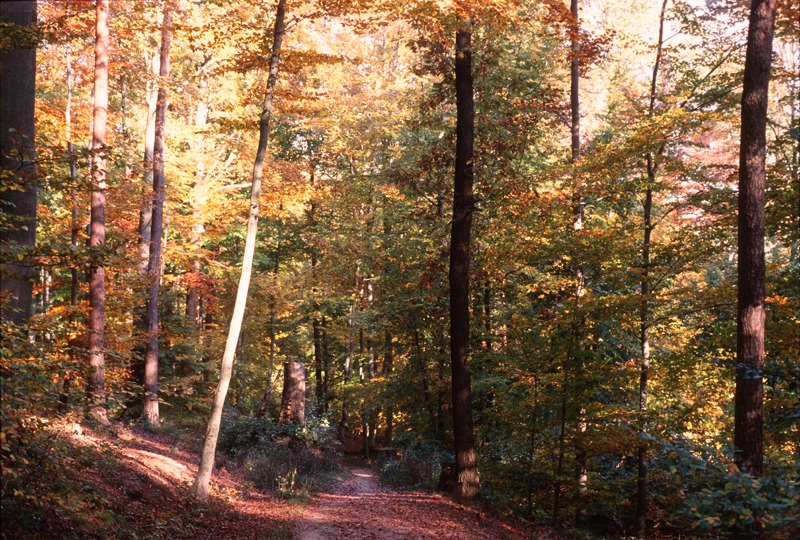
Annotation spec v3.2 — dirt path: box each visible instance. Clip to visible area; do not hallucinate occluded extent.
[294,466,555,540]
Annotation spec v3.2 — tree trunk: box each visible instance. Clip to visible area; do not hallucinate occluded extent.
[734,0,776,495]
[449,22,480,501]
[414,329,437,437]
[637,185,653,538]
[61,36,79,413]
[279,361,306,426]
[0,0,37,326]
[190,0,286,501]
[185,82,210,337]
[138,53,159,274]
[552,366,569,525]
[526,375,539,515]
[86,0,110,425]
[322,316,330,412]
[257,232,281,420]
[384,330,393,445]
[313,315,324,416]
[637,3,668,535]
[341,307,355,430]
[143,4,173,429]
[569,0,588,526]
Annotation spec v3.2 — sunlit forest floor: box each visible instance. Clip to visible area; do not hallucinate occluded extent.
[3,422,297,539]
[295,465,565,539]
[1,423,570,540]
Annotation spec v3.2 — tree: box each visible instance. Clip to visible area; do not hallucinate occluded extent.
[279,361,306,425]
[191,0,287,501]
[87,0,110,425]
[0,0,37,326]
[449,17,480,501]
[734,0,777,485]
[143,2,174,429]
[637,2,669,536]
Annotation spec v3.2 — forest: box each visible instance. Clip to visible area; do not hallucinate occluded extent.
[1,0,798,538]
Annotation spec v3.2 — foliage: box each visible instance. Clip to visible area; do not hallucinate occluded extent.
[242,443,343,498]
[217,413,278,455]
[661,438,800,538]
[379,441,453,491]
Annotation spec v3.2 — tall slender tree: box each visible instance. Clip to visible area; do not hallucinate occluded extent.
[734,0,777,485]
[450,18,480,501]
[636,2,669,536]
[143,2,174,429]
[569,0,588,526]
[87,0,110,425]
[0,0,37,326]
[191,0,287,501]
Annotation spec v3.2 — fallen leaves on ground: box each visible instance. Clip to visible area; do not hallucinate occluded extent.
[295,466,571,540]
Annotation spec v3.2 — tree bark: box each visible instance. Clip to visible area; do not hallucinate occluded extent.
[191,0,286,501]
[0,0,37,326]
[143,4,173,429]
[86,0,110,425]
[279,361,306,426]
[734,0,777,485]
[449,22,480,501]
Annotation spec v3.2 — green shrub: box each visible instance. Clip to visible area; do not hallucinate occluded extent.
[242,443,343,498]
[218,414,276,455]
[662,438,800,538]
[379,441,452,490]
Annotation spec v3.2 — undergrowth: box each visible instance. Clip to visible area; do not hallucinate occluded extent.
[219,413,345,498]
[378,441,452,491]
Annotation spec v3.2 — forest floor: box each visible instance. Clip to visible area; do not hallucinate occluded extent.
[2,422,570,540]
[294,465,566,540]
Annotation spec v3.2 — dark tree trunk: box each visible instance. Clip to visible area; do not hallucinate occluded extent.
[384,330,394,445]
[414,329,437,437]
[322,316,330,412]
[341,308,355,430]
[257,235,281,420]
[87,0,110,425]
[481,280,491,351]
[313,316,324,415]
[437,329,446,441]
[279,361,306,426]
[552,368,569,525]
[734,0,776,488]
[637,184,653,538]
[0,0,37,326]
[526,375,539,515]
[143,4,173,429]
[449,23,479,501]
